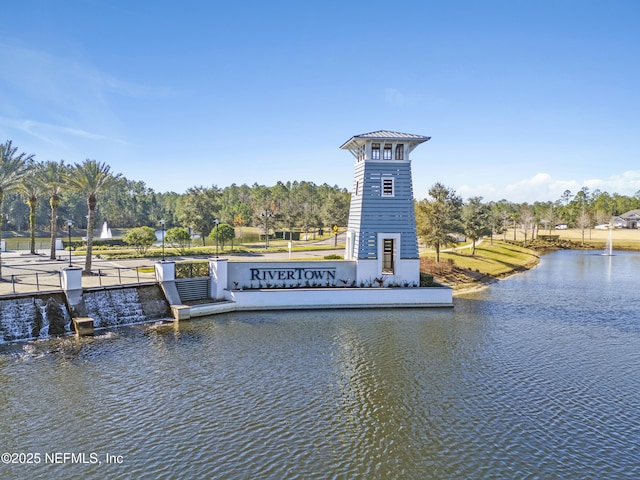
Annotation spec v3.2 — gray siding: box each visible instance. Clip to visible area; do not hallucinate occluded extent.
[347,160,419,260]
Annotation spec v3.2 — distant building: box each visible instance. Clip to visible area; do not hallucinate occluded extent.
[617,210,640,228]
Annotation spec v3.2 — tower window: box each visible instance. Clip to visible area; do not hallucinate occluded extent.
[382,239,395,274]
[395,144,404,160]
[382,177,394,196]
[383,144,392,160]
[371,143,380,160]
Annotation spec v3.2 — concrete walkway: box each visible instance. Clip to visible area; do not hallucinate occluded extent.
[0,247,346,296]
[0,251,156,295]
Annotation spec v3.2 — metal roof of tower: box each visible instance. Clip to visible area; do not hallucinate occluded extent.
[340,130,430,150]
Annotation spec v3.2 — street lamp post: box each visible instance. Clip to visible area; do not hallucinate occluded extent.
[214,219,219,258]
[67,220,73,267]
[160,219,165,261]
[260,211,272,250]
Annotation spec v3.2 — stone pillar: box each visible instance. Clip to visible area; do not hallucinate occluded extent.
[61,267,83,303]
[155,261,181,306]
[209,258,228,301]
[60,267,93,334]
[155,261,175,283]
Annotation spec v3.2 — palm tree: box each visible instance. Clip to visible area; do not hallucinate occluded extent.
[38,161,67,259]
[19,167,42,255]
[67,160,122,273]
[0,141,34,276]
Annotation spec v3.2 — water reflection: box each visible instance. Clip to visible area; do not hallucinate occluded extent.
[605,252,613,283]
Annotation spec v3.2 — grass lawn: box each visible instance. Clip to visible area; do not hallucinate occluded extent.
[504,228,640,250]
[421,240,541,290]
[82,240,345,260]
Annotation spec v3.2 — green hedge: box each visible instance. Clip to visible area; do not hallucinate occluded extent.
[420,273,434,287]
[175,261,209,278]
[64,239,129,249]
[274,231,301,240]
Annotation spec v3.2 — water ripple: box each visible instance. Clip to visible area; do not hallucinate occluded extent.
[1,253,640,479]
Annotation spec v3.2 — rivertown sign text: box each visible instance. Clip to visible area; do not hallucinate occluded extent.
[250,267,336,282]
[225,261,357,289]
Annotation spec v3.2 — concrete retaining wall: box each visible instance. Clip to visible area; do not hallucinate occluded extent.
[224,286,453,311]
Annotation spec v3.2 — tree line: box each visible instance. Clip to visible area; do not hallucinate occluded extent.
[0,140,350,273]
[416,183,640,261]
[4,139,639,272]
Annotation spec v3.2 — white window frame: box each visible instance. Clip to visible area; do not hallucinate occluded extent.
[381,177,394,197]
[395,144,404,160]
[371,143,380,160]
[383,144,392,160]
[377,232,401,277]
[382,238,395,274]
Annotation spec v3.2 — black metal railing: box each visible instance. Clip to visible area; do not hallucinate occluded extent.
[0,266,156,295]
[8,271,62,294]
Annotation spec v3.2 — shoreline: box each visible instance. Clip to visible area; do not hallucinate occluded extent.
[430,243,549,295]
[448,256,541,296]
[442,238,640,295]
[421,240,543,295]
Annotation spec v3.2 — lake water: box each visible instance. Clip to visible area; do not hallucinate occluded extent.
[1,250,639,479]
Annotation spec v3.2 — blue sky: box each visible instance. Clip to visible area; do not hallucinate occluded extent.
[1,0,639,203]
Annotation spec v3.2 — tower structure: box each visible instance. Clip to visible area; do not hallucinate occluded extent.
[340,130,430,284]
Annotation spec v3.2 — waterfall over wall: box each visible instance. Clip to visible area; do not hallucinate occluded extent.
[0,285,171,343]
[0,294,70,342]
[83,285,170,328]
[84,289,146,328]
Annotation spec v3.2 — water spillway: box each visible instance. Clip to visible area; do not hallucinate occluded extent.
[83,289,145,328]
[83,285,170,328]
[0,285,171,343]
[0,294,70,342]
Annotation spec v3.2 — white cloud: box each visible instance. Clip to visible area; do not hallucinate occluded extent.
[598,170,640,194]
[0,116,127,148]
[0,42,173,149]
[458,171,640,204]
[457,183,498,200]
[502,174,574,202]
[0,42,170,101]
